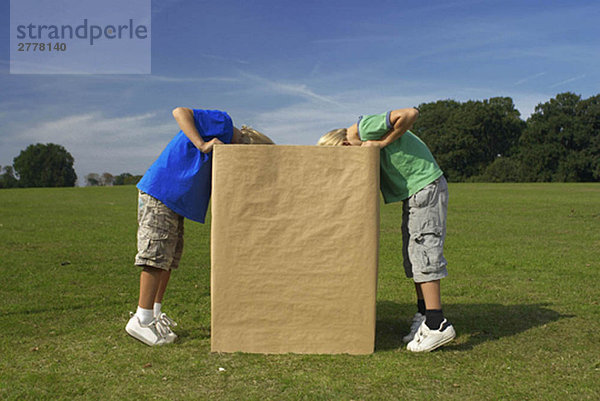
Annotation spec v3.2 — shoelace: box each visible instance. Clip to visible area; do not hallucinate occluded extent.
[129,312,166,341]
[155,313,177,337]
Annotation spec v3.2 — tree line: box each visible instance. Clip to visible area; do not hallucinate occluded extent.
[1,92,598,189]
[84,172,142,187]
[413,92,599,182]
[0,143,141,188]
[1,143,77,188]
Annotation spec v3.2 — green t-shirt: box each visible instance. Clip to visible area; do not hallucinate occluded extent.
[358,111,443,203]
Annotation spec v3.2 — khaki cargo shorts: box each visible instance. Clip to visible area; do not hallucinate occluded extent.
[135,191,184,271]
[402,176,449,283]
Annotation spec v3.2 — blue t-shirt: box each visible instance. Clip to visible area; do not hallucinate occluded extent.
[137,109,233,223]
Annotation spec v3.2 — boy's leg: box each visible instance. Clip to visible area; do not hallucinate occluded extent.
[126,265,167,346]
[139,266,164,310]
[127,191,183,345]
[402,203,427,343]
[153,218,183,316]
[414,282,426,313]
[154,269,172,305]
[409,278,455,353]
[402,282,427,344]
[419,280,441,310]
[405,281,441,341]
[135,192,183,307]
[403,177,455,351]
[419,279,445,331]
[135,266,162,326]
[151,268,178,343]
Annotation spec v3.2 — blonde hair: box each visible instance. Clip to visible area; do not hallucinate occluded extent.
[317,128,347,146]
[239,125,275,144]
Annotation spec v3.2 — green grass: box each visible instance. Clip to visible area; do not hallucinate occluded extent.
[1,184,599,400]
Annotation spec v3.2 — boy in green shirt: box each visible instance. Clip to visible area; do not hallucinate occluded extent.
[318,108,455,352]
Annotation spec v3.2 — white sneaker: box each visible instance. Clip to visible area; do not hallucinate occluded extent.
[402,312,426,343]
[407,319,456,352]
[155,313,178,344]
[125,313,167,346]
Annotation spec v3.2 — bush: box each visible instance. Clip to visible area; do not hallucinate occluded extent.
[474,157,523,182]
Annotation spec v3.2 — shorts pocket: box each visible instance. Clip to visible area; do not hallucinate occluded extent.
[136,237,170,267]
[409,183,435,208]
[413,230,446,273]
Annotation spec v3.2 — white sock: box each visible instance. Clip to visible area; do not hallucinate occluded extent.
[136,306,154,325]
[153,302,162,317]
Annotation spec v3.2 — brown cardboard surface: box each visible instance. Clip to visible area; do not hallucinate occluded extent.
[211,145,380,354]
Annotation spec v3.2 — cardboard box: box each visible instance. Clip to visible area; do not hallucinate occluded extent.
[211,145,380,354]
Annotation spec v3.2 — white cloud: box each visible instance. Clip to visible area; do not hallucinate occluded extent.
[21,112,163,143]
[51,74,240,84]
[11,111,179,181]
[199,53,250,65]
[515,72,547,86]
[549,74,587,89]
[247,92,438,145]
[239,72,342,106]
[312,35,396,45]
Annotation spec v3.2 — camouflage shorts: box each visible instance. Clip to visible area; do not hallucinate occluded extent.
[135,191,184,271]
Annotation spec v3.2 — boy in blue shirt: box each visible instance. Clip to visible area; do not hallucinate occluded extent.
[126,107,274,346]
[318,107,455,352]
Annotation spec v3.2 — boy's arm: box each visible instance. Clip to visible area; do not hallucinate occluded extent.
[172,107,223,153]
[362,108,419,148]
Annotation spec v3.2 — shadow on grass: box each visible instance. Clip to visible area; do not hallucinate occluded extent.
[0,301,127,317]
[175,325,211,342]
[375,301,572,352]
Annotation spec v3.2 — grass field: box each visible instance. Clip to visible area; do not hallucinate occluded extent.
[1,183,599,400]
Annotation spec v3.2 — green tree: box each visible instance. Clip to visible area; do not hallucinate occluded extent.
[478,157,523,182]
[520,93,600,182]
[411,100,463,180]
[0,165,19,188]
[413,97,525,181]
[101,172,115,186]
[114,173,142,185]
[13,143,77,187]
[114,173,132,185]
[85,173,101,186]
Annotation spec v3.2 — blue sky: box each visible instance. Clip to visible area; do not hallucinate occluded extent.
[1,0,599,183]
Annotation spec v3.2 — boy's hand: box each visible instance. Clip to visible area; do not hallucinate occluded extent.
[198,138,224,153]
